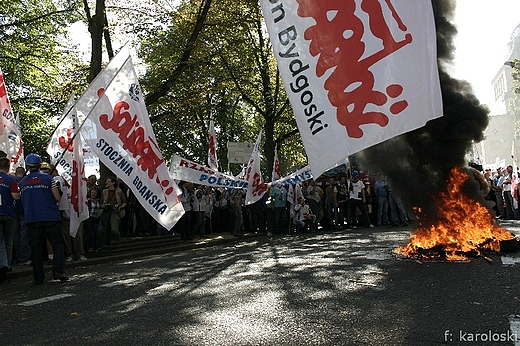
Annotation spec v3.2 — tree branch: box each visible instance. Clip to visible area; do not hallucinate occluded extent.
[218,53,266,117]
[145,0,213,106]
[276,127,299,145]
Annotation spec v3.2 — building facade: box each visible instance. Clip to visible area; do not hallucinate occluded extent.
[479,23,520,167]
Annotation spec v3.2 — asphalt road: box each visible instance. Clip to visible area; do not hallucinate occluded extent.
[2,222,520,346]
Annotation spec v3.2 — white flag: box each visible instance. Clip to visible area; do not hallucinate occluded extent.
[272,143,281,182]
[78,53,184,230]
[0,68,24,172]
[69,111,89,237]
[47,93,76,184]
[208,118,218,171]
[261,0,443,177]
[245,130,268,205]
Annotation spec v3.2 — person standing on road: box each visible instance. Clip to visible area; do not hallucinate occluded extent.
[325,178,340,230]
[336,177,350,228]
[374,174,390,226]
[191,184,206,238]
[348,171,374,229]
[503,165,515,219]
[0,157,20,283]
[271,184,287,235]
[178,181,193,240]
[19,153,68,284]
[98,176,127,246]
[306,180,323,229]
[492,168,505,218]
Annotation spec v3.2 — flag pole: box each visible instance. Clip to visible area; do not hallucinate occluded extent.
[44,42,130,159]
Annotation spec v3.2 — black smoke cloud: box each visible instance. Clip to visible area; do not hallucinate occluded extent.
[356,0,490,218]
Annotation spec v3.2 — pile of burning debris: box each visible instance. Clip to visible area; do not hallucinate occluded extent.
[396,167,518,261]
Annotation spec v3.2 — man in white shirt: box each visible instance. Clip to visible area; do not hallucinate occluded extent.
[349,171,374,229]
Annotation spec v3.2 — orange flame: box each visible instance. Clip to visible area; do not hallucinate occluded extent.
[396,166,514,261]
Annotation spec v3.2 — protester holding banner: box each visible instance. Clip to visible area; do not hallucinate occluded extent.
[19,153,68,284]
[98,176,127,246]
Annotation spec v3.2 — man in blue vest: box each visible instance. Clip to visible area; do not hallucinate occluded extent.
[19,153,68,284]
[0,157,20,283]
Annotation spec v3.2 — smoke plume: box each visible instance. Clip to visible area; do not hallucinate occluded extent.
[357,0,490,218]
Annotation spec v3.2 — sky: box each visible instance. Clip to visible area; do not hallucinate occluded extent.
[452,0,520,105]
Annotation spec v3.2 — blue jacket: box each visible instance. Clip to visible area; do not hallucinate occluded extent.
[19,171,61,223]
[0,172,18,217]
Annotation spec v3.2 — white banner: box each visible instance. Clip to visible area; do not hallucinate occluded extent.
[77,50,184,230]
[0,68,24,172]
[170,154,248,189]
[47,94,76,184]
[271,165,313,187]
[261,0,443,178]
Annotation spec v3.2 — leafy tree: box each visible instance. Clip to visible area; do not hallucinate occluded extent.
[140,0,305,177]
[0,0,86,157]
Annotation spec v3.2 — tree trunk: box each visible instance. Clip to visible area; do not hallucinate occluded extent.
[86,0,112,184]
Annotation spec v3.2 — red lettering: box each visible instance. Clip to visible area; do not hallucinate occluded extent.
[251,173,268,197]
[99,100,172,193]
[296,0,411,138]
[208,135,216,157]
[179,159,189,168]
[59,128,74,152]
[135,140,164,179]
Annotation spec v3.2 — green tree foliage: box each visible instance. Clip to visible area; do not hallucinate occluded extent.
[5,0,308,176]
[139,0,306,176]
[0,0,87,157]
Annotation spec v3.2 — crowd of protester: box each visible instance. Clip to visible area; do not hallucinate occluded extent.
[163,170,411,241]
[0,153,413,285]
[483,165,520,220]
